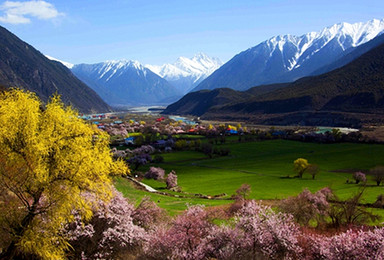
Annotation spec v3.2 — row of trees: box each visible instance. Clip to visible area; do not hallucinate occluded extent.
[351,167,384,186]
[279,187,381,228]
[293,158,384,185]
[65,189,384,259]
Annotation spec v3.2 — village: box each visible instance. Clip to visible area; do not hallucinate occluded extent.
[78,111,370,151]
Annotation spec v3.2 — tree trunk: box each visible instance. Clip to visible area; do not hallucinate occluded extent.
[1,189,43,259]
[0,241,17,260]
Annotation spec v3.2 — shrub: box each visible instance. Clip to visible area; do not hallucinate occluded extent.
[143,205,212,260]
[328,189,379,228]
[174,139,187,150]
[201,142,213,158]
[219,148,230,156]
[132,196,167,230]
[370,166,384,186]
[153,154,164,163]
[308,228,384,259]
[227,197,247,217]
[234,184,251,200]
[198,225,244,260]
[166,171,178,190]
[279,188,331,226]
[353,171,366,184]
[126,154,152,170]
[144,167,165,180]
[373,194,384,208]
[307,164,319,180]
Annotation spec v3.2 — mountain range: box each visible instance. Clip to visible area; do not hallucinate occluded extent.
[2,17,384,125]
[193,18,384,92]
[57,18,384,111]
[0,25,110,113]
[71,53,222,107]
[163,33,384,127]
[71,60,182,107]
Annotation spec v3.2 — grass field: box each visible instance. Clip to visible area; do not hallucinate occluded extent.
[116,139,384,214]
[114,176,231,215]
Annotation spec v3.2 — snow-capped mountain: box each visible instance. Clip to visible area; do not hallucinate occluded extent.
[71,60,181,106]
[146,53,223,94]
[193,18,384,92]
[45,55,74,69]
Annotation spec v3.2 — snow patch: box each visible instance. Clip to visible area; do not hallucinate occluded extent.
[45,55,74,69]
[145,53,223,84]
[95,60,147,81]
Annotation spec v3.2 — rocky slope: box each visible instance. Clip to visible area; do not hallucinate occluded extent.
[0,26,111,113]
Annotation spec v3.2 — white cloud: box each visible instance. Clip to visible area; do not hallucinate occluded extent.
[0,1,63,24]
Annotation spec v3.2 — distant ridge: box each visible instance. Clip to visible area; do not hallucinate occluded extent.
[0,26,110,113]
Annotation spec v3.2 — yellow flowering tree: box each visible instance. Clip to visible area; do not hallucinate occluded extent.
[0,89,128,259]
[293,158,309,178]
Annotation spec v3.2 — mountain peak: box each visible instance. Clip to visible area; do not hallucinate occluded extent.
[192,52,210,61]
[145,53,223,94]
[103,59,145,70]
[318,18,384,46]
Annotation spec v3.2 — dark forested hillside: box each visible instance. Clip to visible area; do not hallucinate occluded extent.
[163,88,252,116]
[0,26,111,113]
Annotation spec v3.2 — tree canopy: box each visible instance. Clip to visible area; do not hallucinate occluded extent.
[0,89,128,259]
[293,158,309,178]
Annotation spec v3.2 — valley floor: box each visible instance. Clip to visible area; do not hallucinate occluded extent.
[116,139,384,221]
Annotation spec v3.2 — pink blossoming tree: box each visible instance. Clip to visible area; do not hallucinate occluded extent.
[65,190,146,259]
[166,171,178,190]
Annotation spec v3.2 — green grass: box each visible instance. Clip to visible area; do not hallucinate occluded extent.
[127,132,143,137]
[114,176,231,215]
[161,150,208,162]
[116,139,384,215]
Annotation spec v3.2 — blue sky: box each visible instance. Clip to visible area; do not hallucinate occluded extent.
[0,0,383,65]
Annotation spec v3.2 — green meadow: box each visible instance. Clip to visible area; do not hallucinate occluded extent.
[116,139,384,214]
